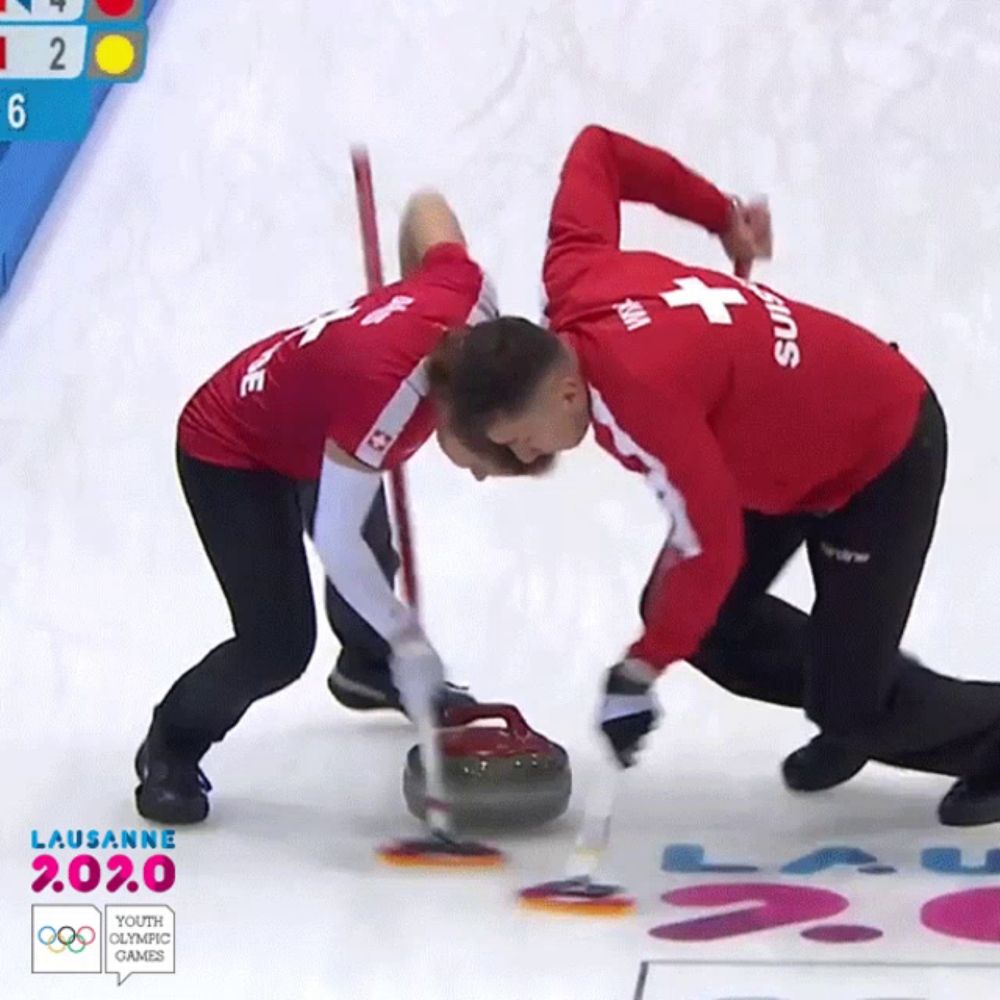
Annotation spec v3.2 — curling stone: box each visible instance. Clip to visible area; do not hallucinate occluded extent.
[403,704,572,831]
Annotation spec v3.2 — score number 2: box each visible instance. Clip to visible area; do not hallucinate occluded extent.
[6,93,27,131]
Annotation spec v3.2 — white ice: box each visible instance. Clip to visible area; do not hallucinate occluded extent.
[1,1,999,998]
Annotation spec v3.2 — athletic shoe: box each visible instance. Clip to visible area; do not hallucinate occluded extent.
[134,729,211,825]
[782,735,868,792]
[938,765,1000,827]
[327,653,476,716]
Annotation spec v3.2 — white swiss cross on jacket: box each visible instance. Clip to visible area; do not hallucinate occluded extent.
[661,276,747,325]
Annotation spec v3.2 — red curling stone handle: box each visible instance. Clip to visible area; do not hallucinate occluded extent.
[441,702,535,739]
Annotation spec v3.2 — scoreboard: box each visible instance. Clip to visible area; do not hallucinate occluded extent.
[0,0,147,140]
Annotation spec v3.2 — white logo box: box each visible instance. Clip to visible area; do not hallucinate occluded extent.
[634,959,1000,1000]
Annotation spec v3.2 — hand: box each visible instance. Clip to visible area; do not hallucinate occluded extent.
[390,631,446,722]
[598,658,661,767]
[720,197,772,278]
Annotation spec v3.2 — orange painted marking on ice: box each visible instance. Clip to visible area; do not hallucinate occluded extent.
[517,894,636,917]
[376,848,506,870]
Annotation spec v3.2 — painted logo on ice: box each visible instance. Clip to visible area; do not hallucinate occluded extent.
[651,843,1000,945]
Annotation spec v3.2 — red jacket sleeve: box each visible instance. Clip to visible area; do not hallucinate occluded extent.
[546,125,733,256]
[412,242,498,324]
[592,379,745,671]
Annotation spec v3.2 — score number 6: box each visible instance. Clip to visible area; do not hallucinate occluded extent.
[7,93,28,131]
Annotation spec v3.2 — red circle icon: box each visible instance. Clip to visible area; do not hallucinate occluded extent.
[95,0,135,15]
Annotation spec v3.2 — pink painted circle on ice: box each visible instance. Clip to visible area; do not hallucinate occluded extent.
[52,880,64,893]
[801,923,884,943]
[127,881,139,892]
[922,888,1000,943]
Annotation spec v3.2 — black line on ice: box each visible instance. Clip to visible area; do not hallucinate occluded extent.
[630,957,1000,998]
[632,959,649,1000]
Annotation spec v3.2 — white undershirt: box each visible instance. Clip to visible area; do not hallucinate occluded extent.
[307,255,499,643]
[310,453,418,646]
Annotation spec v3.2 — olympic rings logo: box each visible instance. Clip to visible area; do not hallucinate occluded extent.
[36,925,96,954]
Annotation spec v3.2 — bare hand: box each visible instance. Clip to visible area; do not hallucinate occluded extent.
[720,197,772,278]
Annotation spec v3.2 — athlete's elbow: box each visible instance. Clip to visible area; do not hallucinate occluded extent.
[577,123,608,140]
[571,124,611,155]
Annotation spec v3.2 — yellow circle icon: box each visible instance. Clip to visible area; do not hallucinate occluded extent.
[95,35,136,77]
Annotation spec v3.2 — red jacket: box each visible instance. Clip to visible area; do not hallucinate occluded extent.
[543,126,926,670]
[179,243,494,479]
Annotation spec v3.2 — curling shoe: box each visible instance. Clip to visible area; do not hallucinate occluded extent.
[938,761,1000,827]
[134,727,211,825]
[327,653,476,717]
[782,735,868,793]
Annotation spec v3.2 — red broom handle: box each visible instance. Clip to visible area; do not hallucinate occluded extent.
[351,146,420,613]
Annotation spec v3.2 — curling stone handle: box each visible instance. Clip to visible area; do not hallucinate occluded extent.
[441,702,534,738]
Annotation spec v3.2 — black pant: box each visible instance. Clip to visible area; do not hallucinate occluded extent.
[657,391,1000,778]
[153,450,397,758]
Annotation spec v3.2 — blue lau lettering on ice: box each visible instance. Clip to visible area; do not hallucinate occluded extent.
[780,847,879,875]
[921,847,1000,875]
[660,844,760,874]
[658,842,1000,877]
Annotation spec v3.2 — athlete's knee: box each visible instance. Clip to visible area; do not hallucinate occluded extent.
[698,612,752,658]
[242,616,317,687]
[688,648,761,700]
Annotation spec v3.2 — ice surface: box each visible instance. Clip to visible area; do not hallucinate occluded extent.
[1,1,999,997]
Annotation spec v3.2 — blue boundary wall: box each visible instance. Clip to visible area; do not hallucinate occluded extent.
[0,0,160,299]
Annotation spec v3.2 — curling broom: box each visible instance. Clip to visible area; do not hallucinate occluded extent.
[518,256,758,913]
[350,146,505,870]
[517,755,635,915]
